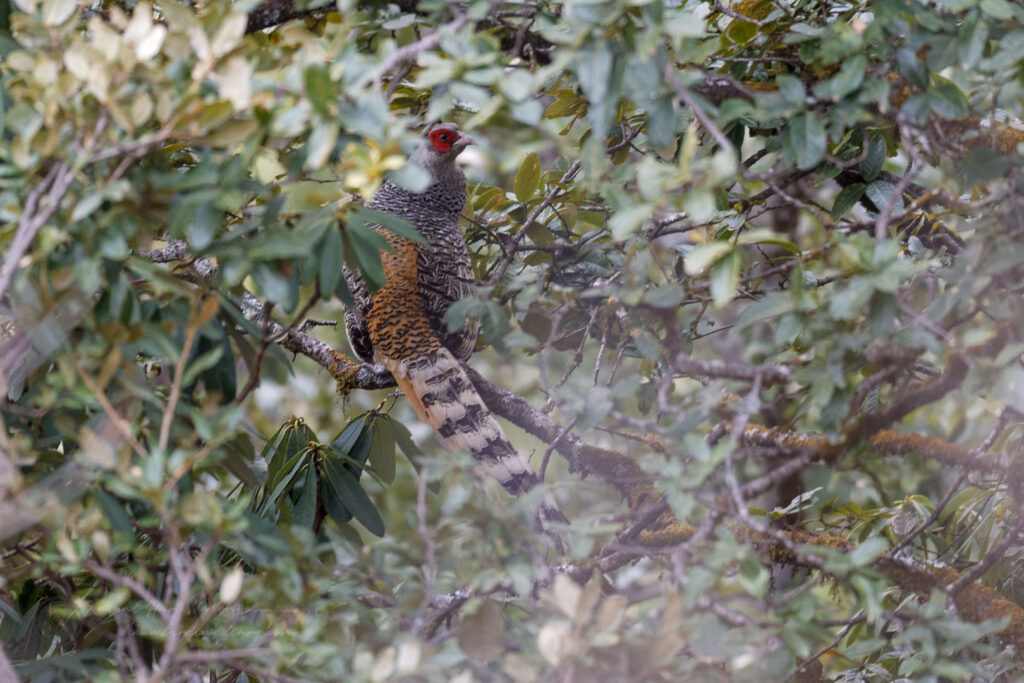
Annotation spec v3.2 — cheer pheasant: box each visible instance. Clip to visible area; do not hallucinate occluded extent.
[342,123,565,525]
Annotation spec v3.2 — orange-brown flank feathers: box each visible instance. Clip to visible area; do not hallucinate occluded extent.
[368,232,548,500]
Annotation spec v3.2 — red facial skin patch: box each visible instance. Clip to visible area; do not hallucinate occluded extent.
[429,129,455,153]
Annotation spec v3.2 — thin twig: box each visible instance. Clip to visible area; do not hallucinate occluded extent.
[158,300,203,452]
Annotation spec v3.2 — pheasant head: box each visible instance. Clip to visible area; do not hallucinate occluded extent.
[411,123,475,174]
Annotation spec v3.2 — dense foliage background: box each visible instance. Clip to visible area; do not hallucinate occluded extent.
[2,0,1024,680]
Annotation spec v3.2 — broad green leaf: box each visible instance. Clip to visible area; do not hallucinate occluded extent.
[958,18,988,69]
[391,418,439,493]
[304,64,333,117]
[192,327,236,402]
[458,600,506,661]
[368,421,397,485]
[642,284,684,308]
[331,416,366,459]
[322,455,385,536]
[181,346,224,389]
[896,48,929,90]
[252,263,298,313]
[709,250,741,307]
[71,193,103,223]
[305,118,338,171]
[828,278,875,320]
[351,207,425,244]
[864,180,903,215]
[96,490,135,538]
[222,433,258,487]
[210,12,246,57]
[848,537,888,567]
[684,241,732,275]
[319,464,353,525]
[736,228,800,253]
[813,54,865,100]
[790,112,826,169]
[832,183,866,219]
[41,0,76,26]
[735,292,795,330]
[859,134,886,182]
[292,462,317,529]
[514,152,542,203]
[264,422,304,494]
[318,226,344,297]
[345,225,387,292]
[928,75,969,120]
[980,0,1013,19]
[576,41,623,137]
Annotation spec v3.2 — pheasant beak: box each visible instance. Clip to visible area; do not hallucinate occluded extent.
[454,132,476,150]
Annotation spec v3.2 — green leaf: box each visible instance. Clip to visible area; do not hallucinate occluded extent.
[259,422,292,481]
[848,537,888,567]
[859,135,886,182]
[828,278,874,320]
[576,41,623,137]
[382,13,416,30]
[71,193,103,223]
[514,152,542,203]
[724,20,757,45]
[928,75,969,120]
[812,54,865,100]
[222,434,258,487]
[790,112,826,169]
[368,420,397,485]
[709,250,741,308]
[960,147,1013,186]
[319,464,352,524]
[186,201,219,251]
[96,490,134,538]
[264,423,306,495]
[193,326,236,402]
[252,263,298,313]
[182,348,223,399]
[292,462,317,529]
[331,416,366,460]
[980,0,1013,20]
[345,224,388,292]
[264,451,311,515]
[864,180,903,215]
[480,300,511,352]
[684,241,732,275]
[736,228,800,253]
[318,226,343,297]
[391,418,439,493]
[322,455,385,536]
[642,284,684,308]
[735,292,795,330]
[646,95,677,149]
[896,48,929,90]
[776,75,805,107]
[958,18,988,69]
[303,64,333,116]
[832,183,866,219]
[352,207,425,245]
[457,600,506,661]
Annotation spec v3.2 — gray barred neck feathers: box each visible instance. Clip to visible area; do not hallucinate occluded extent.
[368,168,467,234]
[368,123,473,235]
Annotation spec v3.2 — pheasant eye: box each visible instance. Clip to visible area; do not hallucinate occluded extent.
[440,133,450,141]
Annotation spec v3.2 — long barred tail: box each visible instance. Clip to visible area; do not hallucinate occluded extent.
[381,347,567,526]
